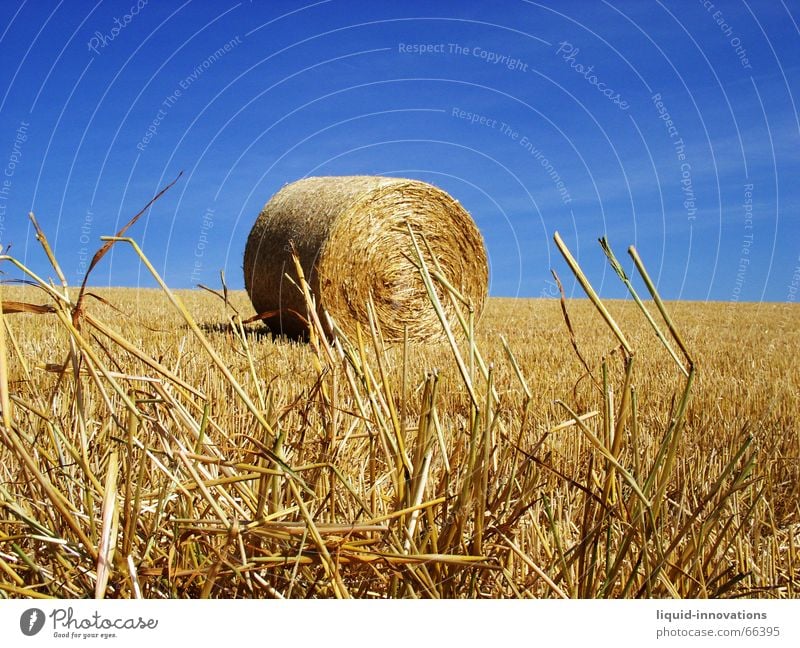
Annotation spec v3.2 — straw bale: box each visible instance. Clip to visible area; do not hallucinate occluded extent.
[243,176,488,341]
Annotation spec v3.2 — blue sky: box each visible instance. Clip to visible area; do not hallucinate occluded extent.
[0,0,798,302]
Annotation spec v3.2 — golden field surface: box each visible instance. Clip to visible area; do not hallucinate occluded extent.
[0,282,798,599]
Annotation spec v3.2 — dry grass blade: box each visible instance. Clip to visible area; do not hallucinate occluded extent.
[286,478,350,599]
[555,399,651,508]
[102,237,278,442]
[551,269,599,388]
[0,423,98,562]
[28,212,68,290]
[406,223,479,409]
[628,245,694,369]
[95,451,119,599]
[1,301,56,314]
[85,313,204,399]
[500,531,569,599]
[74,171,183,323]
[0,286,11,430]
[553,231,632,357]
[599,238,688,377]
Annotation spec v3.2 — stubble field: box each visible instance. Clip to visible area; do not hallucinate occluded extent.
[0,279,798,599]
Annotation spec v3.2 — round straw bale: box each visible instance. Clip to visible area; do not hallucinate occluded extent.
[243,176,488,342]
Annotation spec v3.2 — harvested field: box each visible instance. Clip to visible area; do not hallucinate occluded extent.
[1,266,797,598]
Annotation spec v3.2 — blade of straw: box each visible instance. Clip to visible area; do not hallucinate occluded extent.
[599,237,688,377]
[553,231,632,357]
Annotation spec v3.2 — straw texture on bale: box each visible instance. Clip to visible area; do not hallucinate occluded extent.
[243,176,489,342]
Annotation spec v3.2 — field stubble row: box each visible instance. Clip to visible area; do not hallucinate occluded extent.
[1,267,797,597]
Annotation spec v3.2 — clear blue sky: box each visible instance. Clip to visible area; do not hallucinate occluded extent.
[0,0,798,302]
